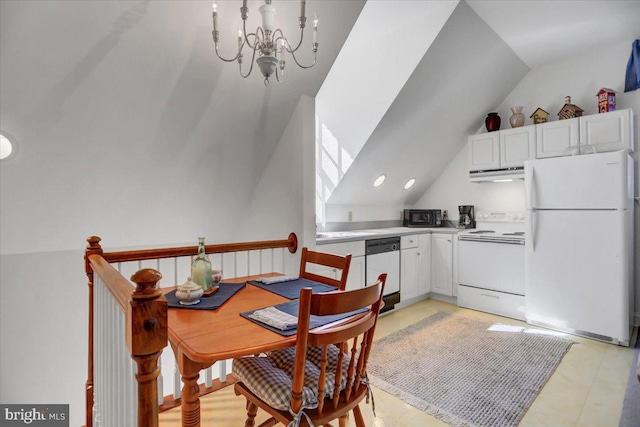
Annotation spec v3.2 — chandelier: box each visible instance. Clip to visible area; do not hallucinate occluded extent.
[212,0,318,85]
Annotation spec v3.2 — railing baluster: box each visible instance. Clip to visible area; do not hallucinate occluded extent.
[205,367,213,388]
[219,360,227,382]
[173,363,182,400]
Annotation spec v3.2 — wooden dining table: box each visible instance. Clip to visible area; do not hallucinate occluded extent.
[165,273,298,427]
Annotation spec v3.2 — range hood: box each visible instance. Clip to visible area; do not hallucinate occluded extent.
[469,167,524,183]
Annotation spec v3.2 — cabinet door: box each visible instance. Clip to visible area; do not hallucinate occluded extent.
[418,234,431,294]
[535,118,579,158]
[346,256,365,291]
[580,109,633,153]
[431,234,453,296]
[469,133,500,171]
[500,126,536,167]
[401,248,420,300]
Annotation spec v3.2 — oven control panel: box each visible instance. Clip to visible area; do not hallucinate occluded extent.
[475,212,525,223]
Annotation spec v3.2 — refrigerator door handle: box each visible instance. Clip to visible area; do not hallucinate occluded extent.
[525,164,534,210]
[526,211,535,252]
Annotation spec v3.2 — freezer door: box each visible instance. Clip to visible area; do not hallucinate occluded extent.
[525,150,631,210]
[525,209,631,343]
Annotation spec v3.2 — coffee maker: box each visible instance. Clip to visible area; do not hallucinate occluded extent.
[458,205,475,229]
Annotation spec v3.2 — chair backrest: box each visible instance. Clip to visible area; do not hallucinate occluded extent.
[299,247,352,290]
[290,273,387,415]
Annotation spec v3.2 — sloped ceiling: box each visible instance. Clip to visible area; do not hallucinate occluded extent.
[1,0,638,233]
[325,0,529,206]
[322,0,640,209]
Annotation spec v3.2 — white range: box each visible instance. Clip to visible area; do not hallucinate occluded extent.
[457,212,526,320]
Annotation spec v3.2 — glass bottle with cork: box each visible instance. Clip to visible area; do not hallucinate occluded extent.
[191,237,215,295]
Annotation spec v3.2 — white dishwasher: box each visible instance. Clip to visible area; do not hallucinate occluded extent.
[366,236,400,313]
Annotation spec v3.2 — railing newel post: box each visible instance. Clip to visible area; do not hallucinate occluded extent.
[85,236,103,427]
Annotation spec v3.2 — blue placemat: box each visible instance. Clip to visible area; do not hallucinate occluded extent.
[241,300,368,336]
[247,278,337,299]
[166,282,245,310]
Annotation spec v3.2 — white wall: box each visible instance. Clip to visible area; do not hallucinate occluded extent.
[0,100,314,426]
[0,2,318,423]
[234,95,316,251]
[417,39,640,322]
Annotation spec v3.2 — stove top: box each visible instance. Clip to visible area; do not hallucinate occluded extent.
[458,212,525,243]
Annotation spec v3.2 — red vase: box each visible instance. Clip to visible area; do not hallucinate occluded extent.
[485,112,501,132]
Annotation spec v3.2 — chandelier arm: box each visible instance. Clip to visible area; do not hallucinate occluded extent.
[214,43,241,63]
[242,22,263,50]
[284,27,305,53]
[287,48,317,69]
[239,42,260,78]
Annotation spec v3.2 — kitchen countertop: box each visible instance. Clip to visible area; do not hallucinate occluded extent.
[316,226,461,244]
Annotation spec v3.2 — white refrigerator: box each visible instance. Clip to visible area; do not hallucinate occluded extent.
[524,150,634,346]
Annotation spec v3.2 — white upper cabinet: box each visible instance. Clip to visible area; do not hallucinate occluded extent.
[536,109,634,159]
[500,126,536,167]
[468,127,535,181]
[579,108,633,153]
[536,117,580,158]
[468,133,500,171]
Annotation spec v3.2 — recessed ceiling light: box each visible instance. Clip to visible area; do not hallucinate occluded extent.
[0,134,14,160]
[404,178,416,190]
[373,174,386,187]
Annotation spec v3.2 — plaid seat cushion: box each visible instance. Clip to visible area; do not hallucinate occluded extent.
[232,345,349,412]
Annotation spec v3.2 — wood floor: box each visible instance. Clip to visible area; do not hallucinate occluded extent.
[159,298,636,427]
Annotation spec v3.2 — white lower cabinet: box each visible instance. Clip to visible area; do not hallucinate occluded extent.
[314,240,365,290]
[401,247,421,300]
[419,234,431,295]
[347,256,365,290]
[400,234,431,300]
[431,233,453,296]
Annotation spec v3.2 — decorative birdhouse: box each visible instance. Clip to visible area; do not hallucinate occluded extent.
[530,107,550,124]
[557,96,584,120]
[597,88,616,113]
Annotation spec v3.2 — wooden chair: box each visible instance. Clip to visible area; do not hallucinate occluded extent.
[233,273,387,427]
[299,247,353,290]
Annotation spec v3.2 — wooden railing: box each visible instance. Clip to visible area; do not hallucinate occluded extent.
[84,233,298,427]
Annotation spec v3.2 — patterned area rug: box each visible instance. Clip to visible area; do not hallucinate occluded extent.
[368,311,573,427]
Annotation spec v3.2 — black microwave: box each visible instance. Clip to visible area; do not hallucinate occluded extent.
[403,209,442,227]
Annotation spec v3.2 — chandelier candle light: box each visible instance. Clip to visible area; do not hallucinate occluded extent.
[212,0,318,85]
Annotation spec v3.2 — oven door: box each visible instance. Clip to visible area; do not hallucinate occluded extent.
[458,239,525,295]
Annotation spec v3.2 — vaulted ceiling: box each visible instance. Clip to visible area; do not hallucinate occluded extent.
[1,0,638,226]
[317,0,640,209]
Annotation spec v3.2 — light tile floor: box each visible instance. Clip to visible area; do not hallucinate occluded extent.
[159,298,636,427]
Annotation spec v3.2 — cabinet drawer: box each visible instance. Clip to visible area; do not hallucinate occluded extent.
[401,235,420,249]
[457,285,525,321]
